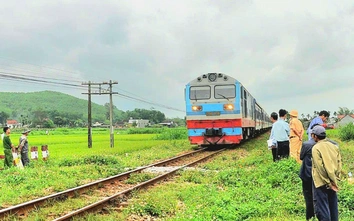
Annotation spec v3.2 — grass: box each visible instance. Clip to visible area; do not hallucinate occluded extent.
[1,127,353,221]
[0,128,191,207]
[117,130,354,221]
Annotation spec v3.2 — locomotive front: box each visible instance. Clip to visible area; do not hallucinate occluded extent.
[185,73,242,145]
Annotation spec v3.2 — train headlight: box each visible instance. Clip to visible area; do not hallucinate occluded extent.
[223,104,234,111]
[208,73,217,82]
[192,105,203,111]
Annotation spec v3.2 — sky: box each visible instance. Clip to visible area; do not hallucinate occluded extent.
[0,0,353,119]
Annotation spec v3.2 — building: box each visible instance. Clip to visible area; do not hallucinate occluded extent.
[128,118,150,128]
[337,114,354,127]
[6,119,21,128]
[159,121,174,127]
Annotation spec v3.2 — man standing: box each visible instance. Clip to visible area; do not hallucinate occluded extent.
[289,110,304,163]
[270,109,290,160]
[307,110,329,140]
[299,126,317,221]
[269,112,279,162]
[3,126,16,168]
[311,126,342,221]
[19,130,31,166]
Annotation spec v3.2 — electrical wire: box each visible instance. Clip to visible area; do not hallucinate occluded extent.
[0,70,185,113]
[115,93,184,112]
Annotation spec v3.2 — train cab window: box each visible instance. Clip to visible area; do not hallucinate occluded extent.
[214,85,235,99]
[190,86,211,100]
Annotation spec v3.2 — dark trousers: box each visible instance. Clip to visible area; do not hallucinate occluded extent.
[21,151,30,166]
[276,141,289,160]
[271,147,278,162]
[313,184,338,221]
[302,179,315,220]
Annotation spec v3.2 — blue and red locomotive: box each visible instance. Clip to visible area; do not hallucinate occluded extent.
[185,73,272,146]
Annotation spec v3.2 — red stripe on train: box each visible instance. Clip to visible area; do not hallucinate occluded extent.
[187,118,257,129]
[189,135,243,145]
[187,119,242,129]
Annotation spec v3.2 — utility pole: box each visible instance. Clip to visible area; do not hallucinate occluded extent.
[109,80,114,148]
[88,82,92,148]
[82,81,118,148]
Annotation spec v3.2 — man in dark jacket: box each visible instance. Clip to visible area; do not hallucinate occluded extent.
[299,133,316,220]
[299,124,340,221]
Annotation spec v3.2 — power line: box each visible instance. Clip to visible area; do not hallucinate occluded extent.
[0,64,83,83]
[0,71,85,88]
[115,93,184,112]
[0,70,185,113]
[0,57,83,76]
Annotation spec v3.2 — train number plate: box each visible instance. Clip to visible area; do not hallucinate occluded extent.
[206,111,220,116]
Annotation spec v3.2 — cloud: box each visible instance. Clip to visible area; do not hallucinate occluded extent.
[0,0,353,118]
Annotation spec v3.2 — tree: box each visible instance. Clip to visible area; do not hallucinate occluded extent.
[43,119,55,128]
[31,108,48,126]
[125,108,165,124]
[337,107,354,115]
[132,121,137,127]
[0,111,10,125]
[104,103,110,120]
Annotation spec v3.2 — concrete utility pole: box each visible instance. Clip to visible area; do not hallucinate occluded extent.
[82,80,118,148]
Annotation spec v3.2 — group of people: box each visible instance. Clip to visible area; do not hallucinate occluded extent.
[2,126,31,168]
[269,110,342,221]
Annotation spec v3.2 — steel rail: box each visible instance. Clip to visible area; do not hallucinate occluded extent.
[0,147,206,219]
[53,148,225,221]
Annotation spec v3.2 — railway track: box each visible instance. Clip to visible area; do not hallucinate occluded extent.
[0,147,225,220]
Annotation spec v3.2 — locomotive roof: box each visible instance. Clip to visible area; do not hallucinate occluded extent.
[188,73,238,84]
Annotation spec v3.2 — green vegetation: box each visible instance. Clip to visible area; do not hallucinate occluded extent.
[1,128,353,220]
[0,128,191,207]
[119,130,354,221]
[339,123,354,141]
[0,91,173,127]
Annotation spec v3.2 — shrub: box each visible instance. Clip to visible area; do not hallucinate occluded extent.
[339,123,354,141]
[153,128,188,140]
[126,128,164,134]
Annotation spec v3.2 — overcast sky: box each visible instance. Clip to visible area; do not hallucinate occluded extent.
[0,0,353,118]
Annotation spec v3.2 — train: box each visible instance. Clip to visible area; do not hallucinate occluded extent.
[185,73,272,146]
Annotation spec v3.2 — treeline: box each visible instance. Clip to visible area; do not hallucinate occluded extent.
[299,107,354,122]
[0,91,184,128]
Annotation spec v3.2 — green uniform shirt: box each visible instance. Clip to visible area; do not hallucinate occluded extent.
[312,139,342,188]
[3,135,12,149]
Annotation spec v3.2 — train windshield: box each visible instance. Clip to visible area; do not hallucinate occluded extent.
[189,86,211,100]
[215,85,236,99]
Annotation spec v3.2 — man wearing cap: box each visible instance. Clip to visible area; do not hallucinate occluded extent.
[289,110,304,163]
[19,130,31,166]
[311,126,342,221]
[307,110,329,140]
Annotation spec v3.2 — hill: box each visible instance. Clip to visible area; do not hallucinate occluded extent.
[0,91,123,124]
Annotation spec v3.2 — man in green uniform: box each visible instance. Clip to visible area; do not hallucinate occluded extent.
[3,126,16,168]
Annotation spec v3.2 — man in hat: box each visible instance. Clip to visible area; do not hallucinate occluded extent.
[311,125,342,221]
[289,110,304,163]
[19,129,31,166]
[3,126,16,168]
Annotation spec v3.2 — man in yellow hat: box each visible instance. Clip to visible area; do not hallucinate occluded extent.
[289,110,304,163]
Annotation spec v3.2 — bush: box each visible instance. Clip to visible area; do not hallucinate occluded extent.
[153,128,188,140]
[339,123,354,141]
[126,128,164,134]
